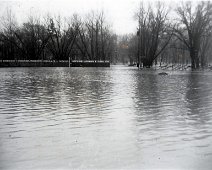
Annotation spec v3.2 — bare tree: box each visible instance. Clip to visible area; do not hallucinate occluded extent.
[75,11,115,61]
[18,16,50,60]
[74,16,91,60]
[175,1,212,69]
[136,2,173,67]
[1,13,51,60]
[199,30,212,68]
[0,8,19,60]
[46,15,79,61]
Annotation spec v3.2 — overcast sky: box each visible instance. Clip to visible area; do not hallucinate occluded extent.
[1,0,178,35]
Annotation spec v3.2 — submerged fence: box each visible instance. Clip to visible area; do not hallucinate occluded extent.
[0,60,110,67]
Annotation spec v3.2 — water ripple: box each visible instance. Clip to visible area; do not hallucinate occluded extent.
[0,67,212,169]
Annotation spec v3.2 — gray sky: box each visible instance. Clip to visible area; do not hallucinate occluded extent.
[0,0,177,35]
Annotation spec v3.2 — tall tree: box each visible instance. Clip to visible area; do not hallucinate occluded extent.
[76,11,115,61]
[175,1,212,69]
[0,8,18,60]
[46,15,79,61]
[1,14,51,60]
[136,2,173,67]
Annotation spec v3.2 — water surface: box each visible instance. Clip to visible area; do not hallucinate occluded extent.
[0,66,212,169]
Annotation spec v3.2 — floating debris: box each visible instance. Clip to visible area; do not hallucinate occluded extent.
[158,72,168,75]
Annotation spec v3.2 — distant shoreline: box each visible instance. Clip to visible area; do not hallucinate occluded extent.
[0,60,110,67]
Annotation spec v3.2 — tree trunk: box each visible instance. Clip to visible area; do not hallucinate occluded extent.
[190,49,200,69]
[191,57,195,69]
[200,55,207,68]
[195,57,200,69]
[143,58,153,68]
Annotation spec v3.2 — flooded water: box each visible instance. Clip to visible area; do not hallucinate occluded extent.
[0,66,212,169]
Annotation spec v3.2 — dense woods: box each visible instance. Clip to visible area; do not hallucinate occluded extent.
[118,1,212,69]
[1,1,212,69]
[0,10,116,62]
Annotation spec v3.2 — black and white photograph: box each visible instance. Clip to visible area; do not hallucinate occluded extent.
[0,0,212,169]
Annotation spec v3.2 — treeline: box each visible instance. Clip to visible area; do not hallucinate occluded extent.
[1,1,212,69]
[0,10,117,62]
[118,1,212,69]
